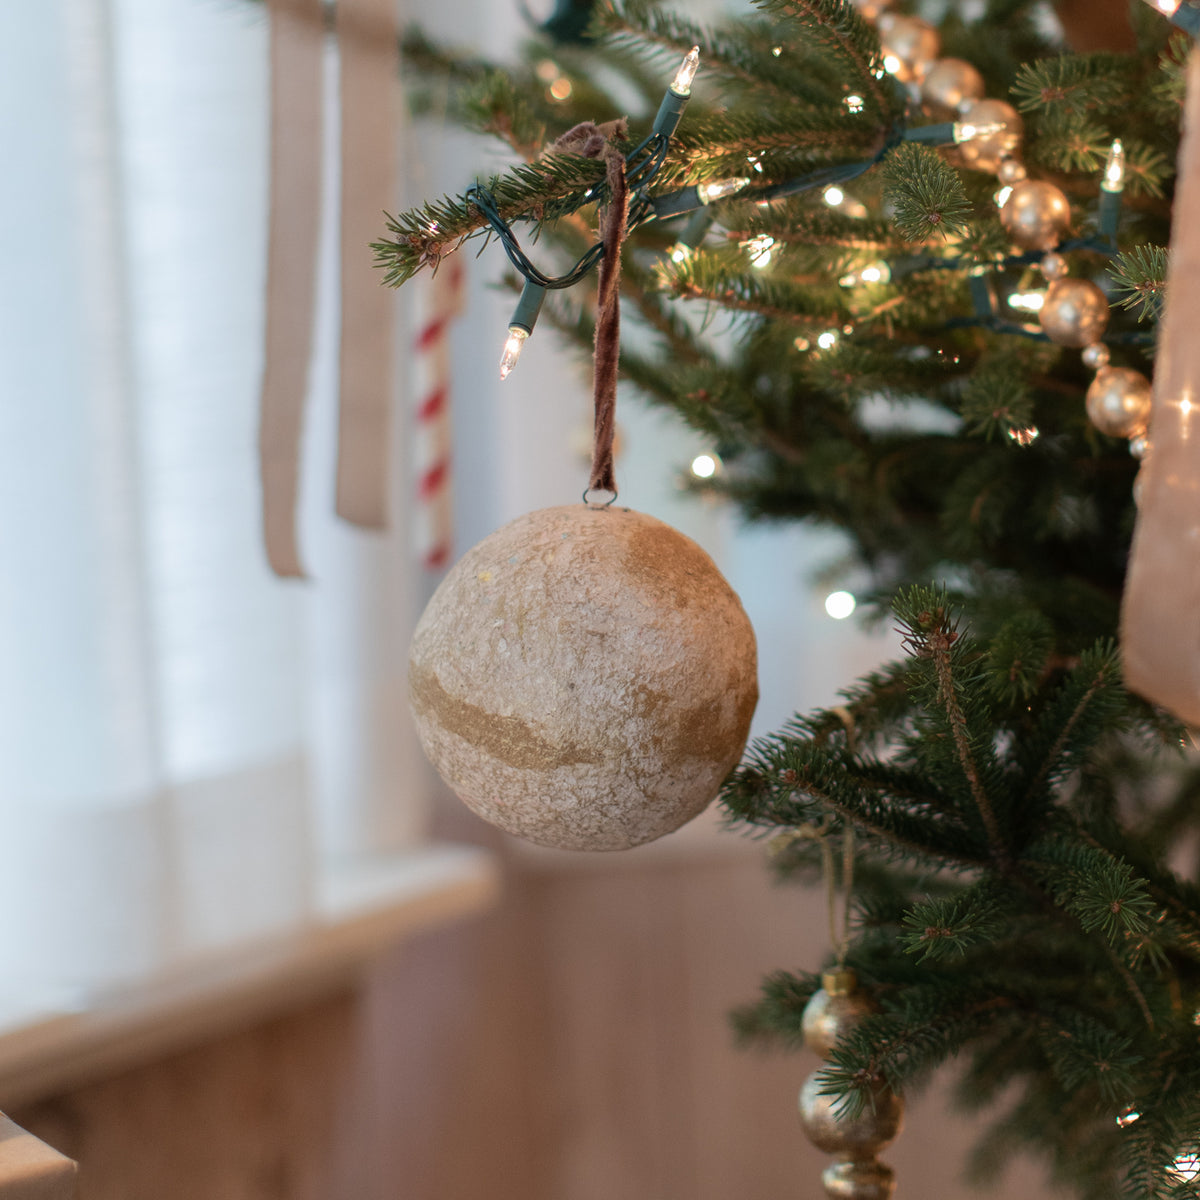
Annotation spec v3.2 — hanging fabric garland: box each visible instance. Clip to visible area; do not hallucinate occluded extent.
[260,0,324,578]
[258,0,401,577]
[1122,49,1200,725]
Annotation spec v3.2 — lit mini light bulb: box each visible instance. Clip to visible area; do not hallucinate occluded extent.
[839,261,891,287]
[699,177,751,203]
[745,235,776,268]
[669,242,693,264]
[1103,139,1126,192]
[995,184,1014,208]
[498,280,546,381]
[1168,1154,1200,1183]
[671,45,701,96]
[1139,0,1200,33]
[825,591,856,619]
[823,185,845,207]
[499,329,529,380]
[1007,290,1046,312]
[653,47,702,138]
[817,330,838,350]
[690,453,720,478]
[1097,138,1126,237]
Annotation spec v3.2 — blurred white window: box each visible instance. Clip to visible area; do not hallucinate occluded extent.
[0,0,429,1006]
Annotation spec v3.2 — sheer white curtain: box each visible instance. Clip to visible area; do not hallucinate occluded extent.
[0,0,428,1004]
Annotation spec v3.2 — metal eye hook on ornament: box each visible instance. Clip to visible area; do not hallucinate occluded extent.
[582,486,619,507]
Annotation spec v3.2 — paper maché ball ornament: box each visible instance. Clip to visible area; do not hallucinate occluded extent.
[408,503,758,851]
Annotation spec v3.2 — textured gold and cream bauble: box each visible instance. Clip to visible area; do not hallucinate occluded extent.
[408,504,758,851]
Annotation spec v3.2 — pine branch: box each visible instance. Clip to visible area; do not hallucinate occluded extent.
[750,0,893,117]
[1016,642,1124,825]
[374,154,608,286]
[880,143,972,241]
[1109,245,1168,322]
[894,591,1008,862]
[593,1,828,110]
[1010,54,1134,118]
[656,250,848,327]
[671,109,882,173]
[900,882,1009,962]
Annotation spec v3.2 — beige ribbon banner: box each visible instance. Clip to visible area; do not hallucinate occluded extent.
[335,0,399,529]
[260,0,325,578]
[1121,50,1200,724]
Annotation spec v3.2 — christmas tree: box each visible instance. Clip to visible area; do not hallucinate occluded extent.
[377,1,1200,1195]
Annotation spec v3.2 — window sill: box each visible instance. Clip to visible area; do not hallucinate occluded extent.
[0,844,500,1108]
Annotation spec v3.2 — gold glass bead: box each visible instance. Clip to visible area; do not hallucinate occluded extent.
[1039,251,1068,281]
[1086,367,1153,438]
[1039,278,1109,348]
[919,57,985,116]
[1000,180,1071,252]
[997,157,1028,185]
[957,99,1022,173]
[877,14,940,82]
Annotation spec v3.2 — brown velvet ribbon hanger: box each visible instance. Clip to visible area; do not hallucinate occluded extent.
[553,121,630,500]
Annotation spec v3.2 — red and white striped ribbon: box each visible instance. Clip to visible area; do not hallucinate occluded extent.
[413,255,465,571]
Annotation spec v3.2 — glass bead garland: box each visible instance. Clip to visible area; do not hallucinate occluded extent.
[843,0,1153,484]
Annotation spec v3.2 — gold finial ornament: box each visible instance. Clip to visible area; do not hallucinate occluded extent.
[797,970,904,1199]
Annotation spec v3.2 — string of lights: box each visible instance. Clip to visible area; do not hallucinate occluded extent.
[461,2,1158,490]
[468,45,1017,378]
[471,45,701,378]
